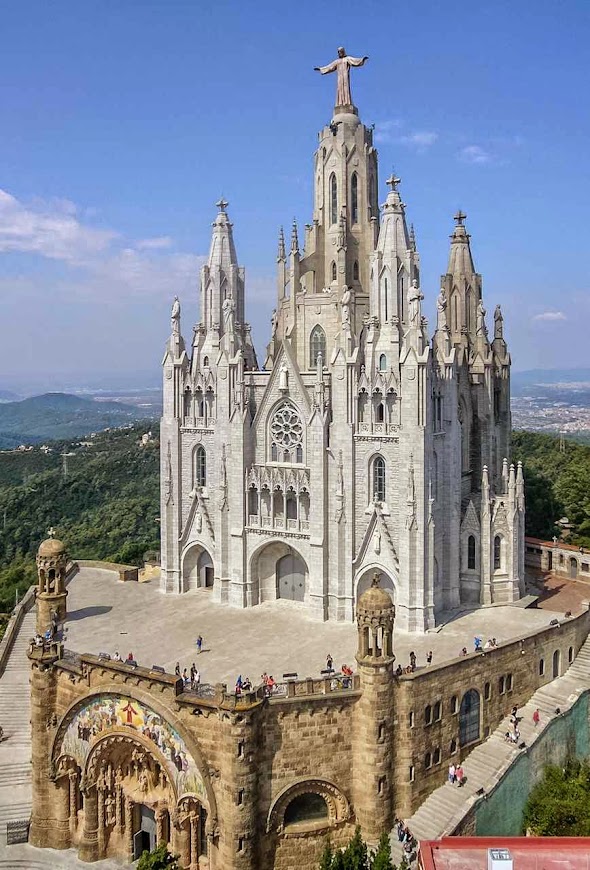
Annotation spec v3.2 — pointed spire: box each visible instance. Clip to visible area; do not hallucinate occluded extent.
[447,210,476,276]
[508,462,516,494]
[209,198,238,268]
[277,226,286,262]
[482,464,490,493]
[290,218,299,254]
[502,457,509,493]
[410,223,416,252]
[516,460,525,505]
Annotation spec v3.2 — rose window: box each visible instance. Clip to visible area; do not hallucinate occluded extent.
[270,403,304,463]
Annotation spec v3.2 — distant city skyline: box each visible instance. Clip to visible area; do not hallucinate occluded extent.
[1,0,589,389]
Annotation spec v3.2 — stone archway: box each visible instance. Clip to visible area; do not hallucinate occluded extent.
[570,557,578,579]
[250,541,309,604]
[355,566,396,608]
[52,691,216,867]
[182,543,215,592]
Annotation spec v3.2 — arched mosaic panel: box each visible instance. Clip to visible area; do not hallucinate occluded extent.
[59,694,206,800]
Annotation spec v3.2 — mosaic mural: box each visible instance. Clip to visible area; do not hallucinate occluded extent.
[60,694,206,799]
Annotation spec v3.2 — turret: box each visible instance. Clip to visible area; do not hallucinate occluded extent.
[440,211,482,352]
[35,532,68,636]
[354,574,395,839]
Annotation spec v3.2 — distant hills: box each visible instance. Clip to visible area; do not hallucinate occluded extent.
[0,392,155,449]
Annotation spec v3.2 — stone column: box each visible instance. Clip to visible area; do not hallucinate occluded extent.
[190,811,198,868]
[78,785,99,862]
[125,796,134,863]
[68,770,79,838]
[156,807,165,845]
[97,786,105,857]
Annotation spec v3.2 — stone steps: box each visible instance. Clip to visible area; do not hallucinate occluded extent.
[390,630,590,852]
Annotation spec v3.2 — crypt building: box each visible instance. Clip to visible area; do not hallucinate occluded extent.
[160,57,525,632]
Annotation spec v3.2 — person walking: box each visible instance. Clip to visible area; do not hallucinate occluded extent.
[175,662,181,676]
[326,653,334,672]
[196,635,203,654]
[455,764,464,787]
[448,763,456,785]
[426,650,433,666]
[409,651,417,672]
[533,708,540,727]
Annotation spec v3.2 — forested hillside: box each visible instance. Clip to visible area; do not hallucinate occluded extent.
[0,426,588,615]
[0,424,159,612]
[512,430,590,547]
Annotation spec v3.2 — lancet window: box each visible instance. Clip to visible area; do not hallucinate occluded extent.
[195,446,206,487]
[372,456,386,502]
[351,173,359,224]
[330,173,337,225]
[331,261,337,282]
[468,535,476,570]
[310,325,327,368]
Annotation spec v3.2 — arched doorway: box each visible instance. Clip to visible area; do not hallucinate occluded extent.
[553,649,561,678]
[570,557,578,579]
[182,545,214,592]
[250,542,309,604]
[277,552,306,602]
[355,568,395,607]
[459,689,480,747]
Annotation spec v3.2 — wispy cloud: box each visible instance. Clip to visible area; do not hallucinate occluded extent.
[533,311,567,322]
[459,145,492,165]
[0,187,204,302]
[136,236,173,251]
[375,121,438,152]
[0,189,117,263]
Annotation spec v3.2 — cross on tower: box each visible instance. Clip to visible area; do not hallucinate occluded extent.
[47,526,56,539]
[386,173,402,191]
[216,198,229,213]
[454,210,467,226]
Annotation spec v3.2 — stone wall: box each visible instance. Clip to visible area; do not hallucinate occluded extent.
[393,609,590,815]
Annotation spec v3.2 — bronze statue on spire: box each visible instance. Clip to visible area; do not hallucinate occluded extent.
[314,47,368,107]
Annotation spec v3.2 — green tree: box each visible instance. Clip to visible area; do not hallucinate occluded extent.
[319,841,335,870]
[523,760,590,836]
[371,832,393,870]
[137,842,180,870]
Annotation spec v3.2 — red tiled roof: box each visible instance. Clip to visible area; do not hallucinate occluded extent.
[420,837,590,870]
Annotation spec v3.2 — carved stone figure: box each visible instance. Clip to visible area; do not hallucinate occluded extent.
[279,363,289,392]
[476,299,487,335]
[408,279,423,326]
[171,296,181,335]
[494,304,504,339]
[436,288,448,330]
[314,47,369,107]
[271,309,278,338]
[222,295,235,332]
[341,286,351,326]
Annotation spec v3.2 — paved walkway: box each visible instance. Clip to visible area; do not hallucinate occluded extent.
[390,632,590,864]
[64,568,560,688]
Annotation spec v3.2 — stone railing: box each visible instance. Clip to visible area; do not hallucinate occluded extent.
[74,560,139,582]
[0,584,36,678]
[356,422,399,437]
[248,515,310,533]
[270,673,360,700]
[181,417,216,431]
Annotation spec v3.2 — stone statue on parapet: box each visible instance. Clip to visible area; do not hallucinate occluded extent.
[408,279,423,326]
[171,296,181,335]
[314,47,368,107]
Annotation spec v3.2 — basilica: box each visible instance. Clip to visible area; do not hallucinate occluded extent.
[159,50,525,632]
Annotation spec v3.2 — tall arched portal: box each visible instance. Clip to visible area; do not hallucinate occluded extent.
[250,542,309,604]
[355,568,395,607]
[182,545,214,592]
[276,551,307,602]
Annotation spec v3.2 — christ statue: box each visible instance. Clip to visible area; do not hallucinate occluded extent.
[314,47,368,108]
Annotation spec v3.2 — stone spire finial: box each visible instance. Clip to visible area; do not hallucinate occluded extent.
[216,197,229,213]
[290,219,299,254]
[386,173,402,191]
[454,209,467,226]
[409,223,416,251]
[277,226,286,262]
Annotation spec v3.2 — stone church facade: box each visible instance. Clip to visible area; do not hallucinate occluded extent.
[160,71,525,631]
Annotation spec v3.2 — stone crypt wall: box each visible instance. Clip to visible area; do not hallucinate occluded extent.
[28,607,590,869]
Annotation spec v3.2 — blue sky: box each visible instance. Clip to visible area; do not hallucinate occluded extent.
[1,0,589,391]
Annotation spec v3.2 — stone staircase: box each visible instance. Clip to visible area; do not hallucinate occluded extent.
[390,633,590,863]
[0,608,36,845]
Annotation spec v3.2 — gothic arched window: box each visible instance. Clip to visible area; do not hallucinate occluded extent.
[331,261,337,282]
[309,325,326,369]
[459,689,481,746]
[468,535,476,570]
[270,402,304,464]
[351,173,359,224]
[379,354,387,371]
[494,535,502,570]
[195,446,206,487]
[330,173,338,225]
[373,456,386,502]
[353,260,359,281]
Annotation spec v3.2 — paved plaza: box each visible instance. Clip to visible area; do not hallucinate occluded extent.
[63,568,567,687]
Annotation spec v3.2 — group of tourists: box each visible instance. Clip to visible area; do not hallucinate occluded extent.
[394,819,417,856]
[447,762,464,786]
[174,662,201,691]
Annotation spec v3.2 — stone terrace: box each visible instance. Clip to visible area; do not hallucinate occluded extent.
[64,567,565,687]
